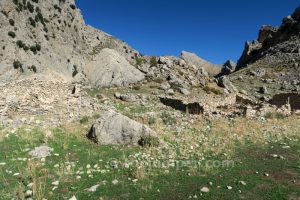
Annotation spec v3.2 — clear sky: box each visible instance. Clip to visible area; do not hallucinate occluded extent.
[76,0,299,64]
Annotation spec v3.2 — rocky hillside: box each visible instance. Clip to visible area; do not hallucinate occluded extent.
[0,0,140,86]
[237,6,300,70]
[225,6,300,101]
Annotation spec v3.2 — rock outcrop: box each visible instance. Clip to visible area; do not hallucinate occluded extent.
[0,0,144,87]
[84,48,144,87]
[180,51,221,76]
[236,5,300,70]
[87,110,157,146]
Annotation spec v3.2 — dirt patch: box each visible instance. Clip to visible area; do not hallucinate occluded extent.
[268,170,297,181]
[240,169,257,175]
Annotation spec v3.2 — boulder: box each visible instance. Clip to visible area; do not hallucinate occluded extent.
[87,110,157,145]
[84,48,145,87]
[29,145,53,158]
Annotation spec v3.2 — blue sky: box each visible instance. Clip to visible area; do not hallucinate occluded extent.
[76,0,299,64]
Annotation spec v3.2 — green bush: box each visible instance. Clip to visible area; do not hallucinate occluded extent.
[29,17,36,27]
[30,45,37,54]
[203,85,223,95]
[35,44,41,51]
[13,0,19,6]
[13,60,24,72]
[32,0,38,3]
[132,85,141,90]
[23,45,29,51]
[150,56,158,66]
[79,116,89,124]
[9,19,15,26]
[138,136,160,147]
[8,31,16,38]
[31,65,37,73]
[135,57,146,66]
[54,4,62,13]
[153,77,164,84]
[16,40,25,48]
[27,2,34,13]
[265,112,286,119]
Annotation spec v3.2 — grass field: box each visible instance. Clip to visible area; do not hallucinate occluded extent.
[0,116,300,200]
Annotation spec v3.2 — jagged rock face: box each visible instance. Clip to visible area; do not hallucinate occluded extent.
[87,109,157,146]
[237,5,300,70]
[84,48,145,87]
[84,25,140,65]
[180,51,221,76]
[0,0,143,86]
[217,60,237,77]
[0,0,88,82]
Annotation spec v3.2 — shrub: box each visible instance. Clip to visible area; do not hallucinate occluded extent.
[79,116,89,124]
[9,19,15,26]
[35,44,41,51]
[135,57,145,66]
[29,17,36,27]
[13,0,19,6]
[8,31,16,38]
[54,4,61,13]
[148,117,156,125]
[32,0,38,3]
[30,45,37,54]
[43,27,48,33]
[27,2,34,13]
[132,85,141,90]
[16,40,25,48]
[23,45,29,51]
[35,12,44,23]
[150,56,158,66]
[153,77,164,84]
[138,136,160,147]
[265,112,286,119]
[203,85,223,95]
[31,65,37,73]
[13,60,24,72]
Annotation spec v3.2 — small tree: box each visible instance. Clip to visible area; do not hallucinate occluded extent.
[31,65,37,73]
[8,31,16,38]
[9,19,15,26]
[150,56,158,66]
[13,60,24,72]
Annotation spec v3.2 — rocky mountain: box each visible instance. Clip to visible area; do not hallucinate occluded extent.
[0,0,141,86]
[225,6,300,101]
[237,6,300,69]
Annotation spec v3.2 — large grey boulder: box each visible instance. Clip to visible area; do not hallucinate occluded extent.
[181,51,221,76]
[217,76,238,93]
[85,48,145,87]
[87,110,157,145]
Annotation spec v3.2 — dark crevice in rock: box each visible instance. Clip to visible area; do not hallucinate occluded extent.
[269,93,300,111]
[159,97,204,115]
